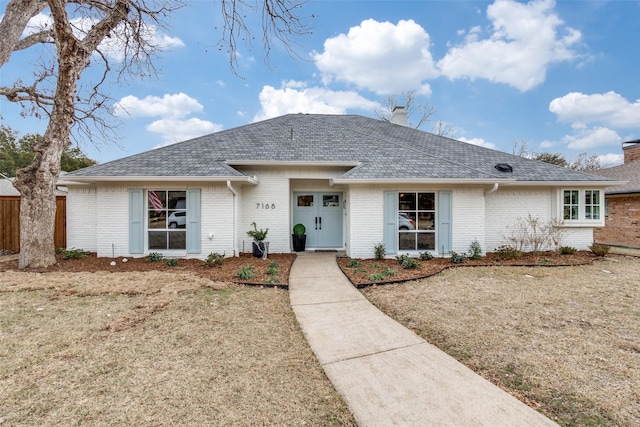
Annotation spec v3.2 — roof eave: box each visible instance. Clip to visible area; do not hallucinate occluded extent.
[500,180,627,187]
[330,178,517,185]
[226,160,361,167]
[60,175,260,185]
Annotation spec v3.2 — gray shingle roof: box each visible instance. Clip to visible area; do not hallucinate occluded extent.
[68,114,615,183]
[590,161,640,194]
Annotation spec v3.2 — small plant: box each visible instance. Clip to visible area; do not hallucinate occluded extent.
[148,252,164,262]
[419,251,434,260]
[237,265,255,280]
[269,261,280,268]
[373,243,386,260]
[292,223,306,235]
[264,276,280,285]
[468,239,482,260]
[396,254,420,269]
[247,222,268,241]
[492,245,523,260]
[371,262,381,269]
[265,267,279,276]
[346,259,361,268]
[56,248,89,260]
[204,252,225,268]
[368,273,386,281]
[383,267,398,277]
[354,268,367,274]
[166,258,178,267]
[558,246,577,255]
[450,251,467,264]
[589,243,610,257]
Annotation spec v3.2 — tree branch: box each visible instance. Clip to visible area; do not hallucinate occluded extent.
[0,0,48,67]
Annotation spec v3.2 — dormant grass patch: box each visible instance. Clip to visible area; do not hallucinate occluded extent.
[0,271,355,426]
[362,256,639,426]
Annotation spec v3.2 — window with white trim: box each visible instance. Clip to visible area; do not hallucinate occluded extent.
[147,190,187,250]
[398,192,436,251]
[562,189,601,221]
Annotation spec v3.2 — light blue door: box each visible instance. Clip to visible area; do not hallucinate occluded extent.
[293,192,343,248]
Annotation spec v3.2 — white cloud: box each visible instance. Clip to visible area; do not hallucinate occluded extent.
[561,126,621,150]
[149,118,222,146]
[311,19,437,95]
[458,137,496,150]
[549,91,640,128]
[253,84,380,122]
[597,153,623,166]
[114,93,203,119]
[437,0,582,91]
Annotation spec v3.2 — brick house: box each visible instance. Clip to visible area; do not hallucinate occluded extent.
[62,111,619,259]
[592,140,640,249]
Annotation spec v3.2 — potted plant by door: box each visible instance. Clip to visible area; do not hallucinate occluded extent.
[247,222,268,258]
[292,223,306,252]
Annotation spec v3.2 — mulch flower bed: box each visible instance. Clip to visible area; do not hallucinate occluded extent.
[338,251,599,288]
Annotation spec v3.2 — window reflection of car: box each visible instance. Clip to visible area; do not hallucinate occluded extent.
[399,213,415,230]
[168,211,186,228]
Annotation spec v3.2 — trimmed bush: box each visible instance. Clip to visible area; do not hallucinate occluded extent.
[148,252,164,262]
[450,251,467,264]
[589,244,610,257]
[419,251,434,260]
[204,252,225,268]
[396,254,420,269]
[559,246,577,255]
[374,243,386,260]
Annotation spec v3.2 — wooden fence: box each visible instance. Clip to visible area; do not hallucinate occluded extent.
[0,196,66,253]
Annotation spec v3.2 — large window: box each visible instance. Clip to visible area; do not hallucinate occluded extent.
[398,192,436,251]
[563,189,601,221]
[147,190,187,250]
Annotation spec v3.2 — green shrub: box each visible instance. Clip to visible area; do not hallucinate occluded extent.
[269,261,280,268]
[166,258,178,267]
[383,267,398,277]
[368,273,386,281]
[237,265,255,280]
[558,246,577,255]
[371,262,381,269]
[56,248,89,260]
[396,254,420,269]
[492,245,523,260]
[589,244,610,257]
[419,251,434,260]
[468,239,482,260]
[264,276,280,285]
[450,251,467,264]
[373,243,386,260]
[292,223,306,235]
[265,267,279,276]
[204,252,225,268]
[148,252,164,262]
[346,259,361,268]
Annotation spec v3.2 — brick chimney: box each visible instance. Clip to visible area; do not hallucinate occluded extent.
[622,139,640,164]
[390,106,408,127]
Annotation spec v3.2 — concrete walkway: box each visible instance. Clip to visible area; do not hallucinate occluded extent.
[289,253,558,427]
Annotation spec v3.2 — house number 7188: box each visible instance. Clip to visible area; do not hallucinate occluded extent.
[256,203,276,209]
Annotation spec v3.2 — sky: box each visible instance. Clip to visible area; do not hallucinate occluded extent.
[1,0,639,166]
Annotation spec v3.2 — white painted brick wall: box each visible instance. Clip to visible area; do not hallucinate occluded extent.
[347,185,384,258]
[485,188,553,251]
[237,168,291,254]
[66,186,97,251]
[95,184,129,257]
[451,187,486,254]
[201,184,235,257]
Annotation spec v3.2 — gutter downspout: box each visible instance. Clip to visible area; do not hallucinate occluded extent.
[227,181,238,256]
[485,183,499,196]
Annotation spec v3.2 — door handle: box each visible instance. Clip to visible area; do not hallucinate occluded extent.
[315,216,318,230]
[319,216,322,230]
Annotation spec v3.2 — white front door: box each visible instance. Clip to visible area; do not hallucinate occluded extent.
[293,192,343,248]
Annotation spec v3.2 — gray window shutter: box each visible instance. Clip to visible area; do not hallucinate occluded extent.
[186,189,201,254]
[129,189,144,254]
[383,191,398,255]
[438,191,452,255]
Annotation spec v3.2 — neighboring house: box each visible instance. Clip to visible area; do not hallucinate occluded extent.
[591,140,640,249]
[0,175,67,252]
[62,110,620,259]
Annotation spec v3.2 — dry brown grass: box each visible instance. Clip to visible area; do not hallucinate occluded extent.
[0,271,355,426]
[362,255,640,426]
